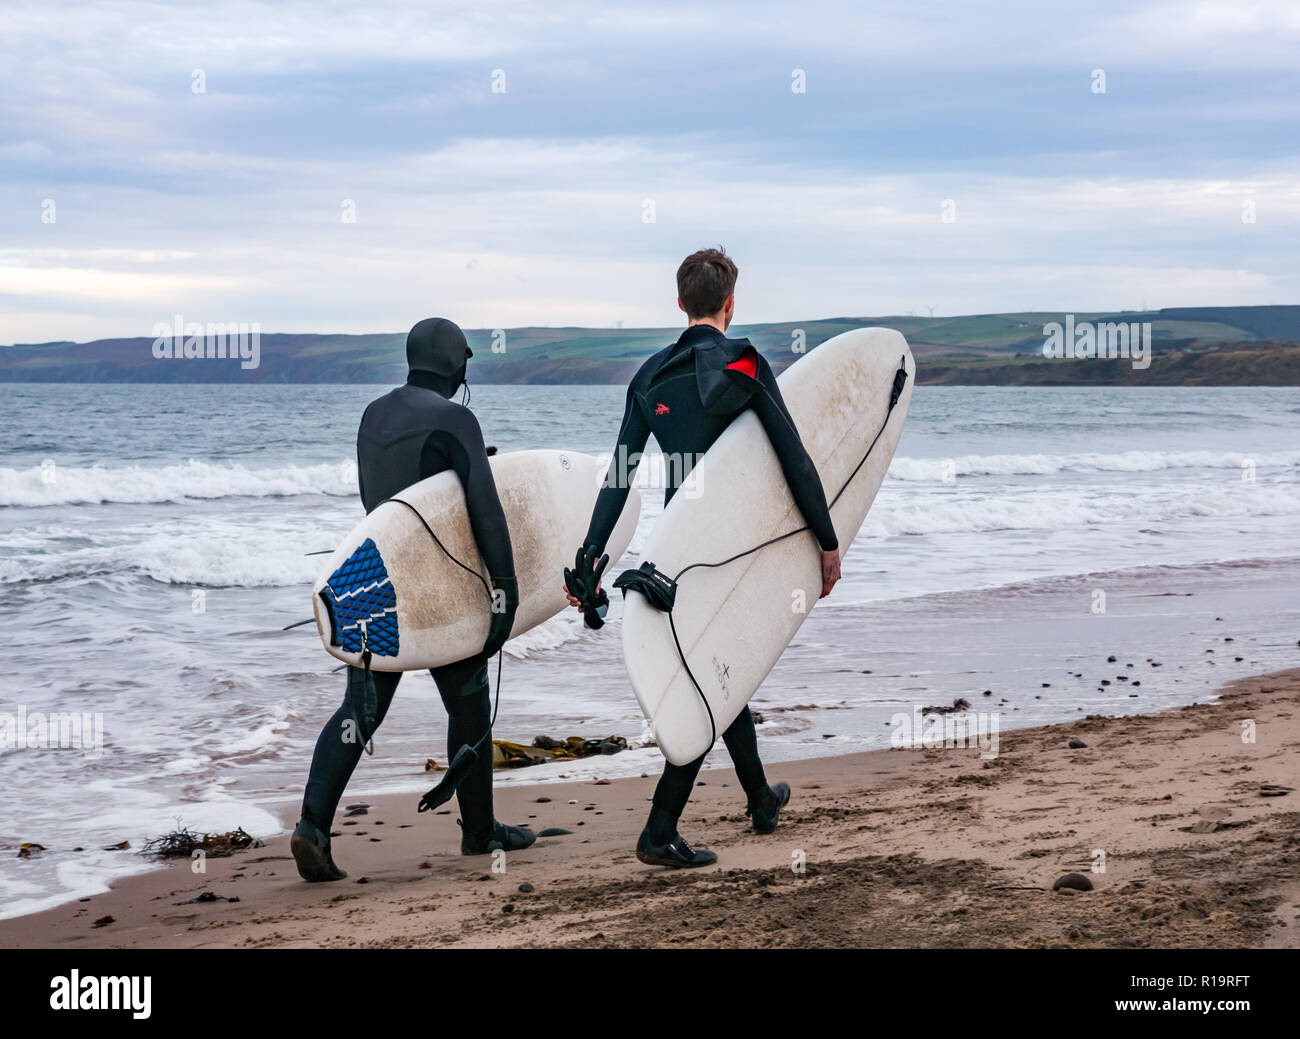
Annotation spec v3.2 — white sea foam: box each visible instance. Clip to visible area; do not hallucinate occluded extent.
[504,613,586,658]
[886,448,1300,482]
[3,449,1292,511]
[0,530,324,586]
[0,459,358,507]
[863,483,1300,538]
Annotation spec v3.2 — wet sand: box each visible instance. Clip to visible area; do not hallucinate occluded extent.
[4,669,1297,949]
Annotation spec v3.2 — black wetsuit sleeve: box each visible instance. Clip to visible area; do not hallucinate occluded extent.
[751,355,839,552]
[426,410,515,580]
[583,381,651,554]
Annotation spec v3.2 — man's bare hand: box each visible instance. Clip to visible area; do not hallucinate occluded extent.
[563,582,600,609]
[820,549,841,598]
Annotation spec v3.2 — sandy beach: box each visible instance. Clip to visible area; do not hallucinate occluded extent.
[4,667,1296,950]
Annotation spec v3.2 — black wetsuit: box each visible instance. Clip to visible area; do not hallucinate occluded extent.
[300,370,514,843]
[583,324,838,836]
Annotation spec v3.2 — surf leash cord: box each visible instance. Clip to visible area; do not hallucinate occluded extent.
[613,355,910,750]
[373,495,510,813]
[287,491,507,797]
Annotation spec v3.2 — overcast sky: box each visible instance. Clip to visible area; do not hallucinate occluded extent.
[2,0,1297,342]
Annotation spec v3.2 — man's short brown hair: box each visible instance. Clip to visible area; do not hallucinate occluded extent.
[676,247,738,319]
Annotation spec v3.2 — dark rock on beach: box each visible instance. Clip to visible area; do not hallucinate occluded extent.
[1053,872,1093,892]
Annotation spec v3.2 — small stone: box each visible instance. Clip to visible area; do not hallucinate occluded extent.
[518,882,535,893]
[1053,872,1093,892]
[594,779,611,785]
[1107,655,1116,663]
[535,796,551,803]
[1068,738,1087,749]
[355,876,369,884]
[501,903,515,914]
[537,827,572,837]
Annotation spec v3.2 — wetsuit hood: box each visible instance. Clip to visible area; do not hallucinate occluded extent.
[407,367,466,398]
[669,324,761,416]
[407,317,472,377]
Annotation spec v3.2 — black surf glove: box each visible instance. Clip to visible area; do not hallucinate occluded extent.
[564,543,610,630]
[482,576,519,657]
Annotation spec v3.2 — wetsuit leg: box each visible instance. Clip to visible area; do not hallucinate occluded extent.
[430,653,494,839]
[720,707,768,803]
[648,706,768,840]
[648,754,706,840]
[301,667,402,832]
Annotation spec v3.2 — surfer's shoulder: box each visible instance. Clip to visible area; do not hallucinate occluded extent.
[439,398,484,437]
[631,344,675,388]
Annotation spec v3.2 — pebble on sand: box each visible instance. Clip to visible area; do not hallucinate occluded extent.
[1052,872,1093,893]
[537,827,572,837]
[1068,738,1087,749]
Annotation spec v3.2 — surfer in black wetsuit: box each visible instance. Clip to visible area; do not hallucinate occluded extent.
[292,318,534,882]
[566,248,842,867]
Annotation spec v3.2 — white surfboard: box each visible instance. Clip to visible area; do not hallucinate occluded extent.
[314,449,640,671]
[622,328,915,764]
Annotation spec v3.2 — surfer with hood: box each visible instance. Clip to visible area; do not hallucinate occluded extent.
[564,248,842,867]
[292,318,534,882]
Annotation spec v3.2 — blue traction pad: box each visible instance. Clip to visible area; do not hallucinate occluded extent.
[319,538,399,656]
